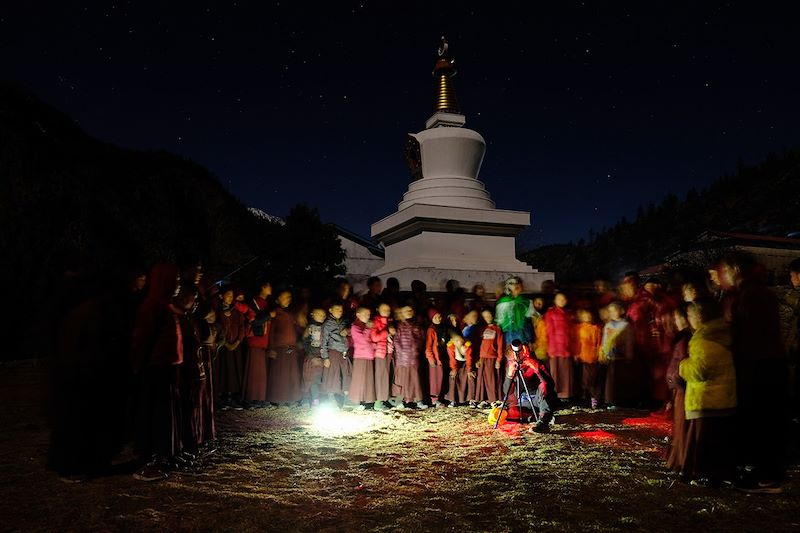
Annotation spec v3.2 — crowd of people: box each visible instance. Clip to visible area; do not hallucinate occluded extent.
[46,252,797,494]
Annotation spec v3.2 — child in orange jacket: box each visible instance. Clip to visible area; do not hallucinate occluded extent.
[573,309,602,409]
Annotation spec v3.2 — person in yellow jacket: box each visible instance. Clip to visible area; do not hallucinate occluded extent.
[679,299,737,487]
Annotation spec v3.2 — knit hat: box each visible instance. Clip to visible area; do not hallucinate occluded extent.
[428,308,442,321]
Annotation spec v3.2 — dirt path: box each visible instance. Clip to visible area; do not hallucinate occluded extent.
[1,361,797,532]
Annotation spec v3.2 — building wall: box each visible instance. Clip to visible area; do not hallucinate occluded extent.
[338,235,384,295]
[740,245,800,284]
[381,231,534,272]
[671,244,800,285]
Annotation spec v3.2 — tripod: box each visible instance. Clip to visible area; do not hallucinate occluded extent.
[493,343,540,430]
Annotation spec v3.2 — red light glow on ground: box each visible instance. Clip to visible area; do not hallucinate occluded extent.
[575,430,617,442]
[621,412,671,433]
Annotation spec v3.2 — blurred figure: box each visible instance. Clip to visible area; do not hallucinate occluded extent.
[599,302,636,409]
[540,280,556,296]
[445,331,475,407]
[666,304,692,474]
[468,284,489,314]
[532,296,548,360]
[47,268,138,482]
[410,279,430,320]
[778,258,800,423]
[461,309,481,346]
[175,289,204,460]
[392,306,425,409]
[302,307,327,407]
[681,282,701,303]
[573,309,601,409]
[130,262,184,481]
[381,277,401,309]
[618,271,640,303]
[593,279,616,322]
[242,280,273,407]
[215,286,246,409]
[320,302,351,405]
[545,292,574,400]
[679,299,736,488]
[267,290,302,405]
[371,303,396,410]
[196,297,219,445]
[359,276,383,314]
[475,308,504,407]
[424,308,448,408]
[348,307,376,408]
[331,278,358,321]
[627,276,676,408]
[719,252,788,493]
[495,277,535,350]
[447,285,467,320]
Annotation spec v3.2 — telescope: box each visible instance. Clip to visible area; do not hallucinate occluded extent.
[510,339,525,362]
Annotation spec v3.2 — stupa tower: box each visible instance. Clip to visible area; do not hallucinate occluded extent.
[370,37,552,292]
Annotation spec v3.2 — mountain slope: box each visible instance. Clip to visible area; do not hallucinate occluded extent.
[521,149,800,282]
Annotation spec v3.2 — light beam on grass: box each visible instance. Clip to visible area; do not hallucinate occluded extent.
[309,403,381,436]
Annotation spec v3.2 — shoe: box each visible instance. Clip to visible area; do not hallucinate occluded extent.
[590,399,599,409]
[416,402,429,410]
[354,404,367,411]
[373,401,386,411]
[529,420,550,433]
[469,401,478,409]
[606,404,618,411]
[477,401,490,409]
[434,401,446,408]
[391,403,407,411]
[447,402,458,408]
[133,464,168,482]
[312,399,320,407]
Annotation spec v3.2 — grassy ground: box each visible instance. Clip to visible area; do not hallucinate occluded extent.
[1,360,797,533]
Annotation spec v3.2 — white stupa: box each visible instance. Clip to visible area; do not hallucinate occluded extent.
[371,38,553,293]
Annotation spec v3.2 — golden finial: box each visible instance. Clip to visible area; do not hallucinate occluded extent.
[432,36,459,114]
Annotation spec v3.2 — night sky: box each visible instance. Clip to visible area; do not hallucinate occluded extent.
[2,2,799,248]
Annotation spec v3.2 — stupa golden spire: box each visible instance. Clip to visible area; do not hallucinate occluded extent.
[432,36,459,114]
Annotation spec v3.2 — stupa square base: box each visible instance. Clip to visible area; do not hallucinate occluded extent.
[370,266,553,294]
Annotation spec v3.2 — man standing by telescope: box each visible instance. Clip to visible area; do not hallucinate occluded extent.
[504,339,559,433]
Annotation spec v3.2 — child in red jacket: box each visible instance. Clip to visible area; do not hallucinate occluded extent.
[370,303,395,410]
[445,332,475,407]
[545,292,574,400]
[475,309,504,407]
